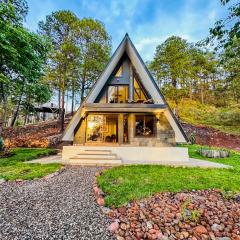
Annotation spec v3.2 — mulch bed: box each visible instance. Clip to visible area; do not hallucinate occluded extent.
[96,188,240,239]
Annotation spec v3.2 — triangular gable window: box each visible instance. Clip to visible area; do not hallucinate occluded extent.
[115,66,122,77]
[134,76,147,102]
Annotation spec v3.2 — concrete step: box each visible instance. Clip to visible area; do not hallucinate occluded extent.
[70,156,121,160]
[66,158,122,165]
[74,154,118,159]
[78,151,114,155]
[84,149,112,153]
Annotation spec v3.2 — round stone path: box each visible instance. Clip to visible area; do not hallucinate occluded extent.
[0,166,114,240]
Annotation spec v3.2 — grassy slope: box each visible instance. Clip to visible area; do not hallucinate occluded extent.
[169,99,240,135]
[98,145,240,207]
[0,148,61,180]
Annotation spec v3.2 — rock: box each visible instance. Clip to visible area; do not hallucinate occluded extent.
[181,231,189,238]
[209,232,216,240]
[116,236,125,240]
[235,195,240,203]
[146,221,153,229]
[93,186,100,195]
[194,225,208,235]
[15,179,23,182]
[108,221,119,232]
[120,223,127,230]
[96,197,105,206]
[216,238,231,240]
[101,207,111,215]
[95,172,101,177]
[211,223,222,232]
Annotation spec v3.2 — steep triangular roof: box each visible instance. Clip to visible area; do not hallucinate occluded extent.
[85,34,165,104]
[63,34,188,142]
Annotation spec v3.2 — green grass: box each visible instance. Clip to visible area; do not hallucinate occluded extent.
[184,144,240,170]
[0,148,61,180]
[98,144,240,207]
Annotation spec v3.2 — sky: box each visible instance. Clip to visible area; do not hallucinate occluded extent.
[25,0,229,61]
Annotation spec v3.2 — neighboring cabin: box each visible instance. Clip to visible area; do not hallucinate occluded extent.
[62,34,189,163]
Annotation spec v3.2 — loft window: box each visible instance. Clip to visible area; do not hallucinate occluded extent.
[134,77,147,102]
[135,115,155,137]
[115,66,123,77]
[108,85,128,103]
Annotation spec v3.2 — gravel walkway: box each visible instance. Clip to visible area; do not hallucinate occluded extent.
[0,167,114,240]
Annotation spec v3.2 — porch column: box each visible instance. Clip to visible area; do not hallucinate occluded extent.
[118,113,124,144]
[128,113,135,143]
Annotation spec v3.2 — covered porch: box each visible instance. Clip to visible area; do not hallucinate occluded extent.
[73,103,175,147]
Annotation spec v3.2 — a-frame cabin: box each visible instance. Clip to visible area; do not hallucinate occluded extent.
[62,34,189,164]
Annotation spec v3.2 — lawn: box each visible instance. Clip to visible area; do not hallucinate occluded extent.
[97,144,240,207]
[0,148,61,180]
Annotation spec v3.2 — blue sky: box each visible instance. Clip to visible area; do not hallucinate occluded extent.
[25,0,229,61]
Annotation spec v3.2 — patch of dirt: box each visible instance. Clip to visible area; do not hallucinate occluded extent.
[1,118,71,148]
[182,123,240,151]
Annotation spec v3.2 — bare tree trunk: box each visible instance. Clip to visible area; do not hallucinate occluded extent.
[58,87,61,119]
[80,79,85,103]
[71,82,75,116]
[10,92,23,127]
[24,112,28,125]
[66,91,69,114]
[60,89,65,132]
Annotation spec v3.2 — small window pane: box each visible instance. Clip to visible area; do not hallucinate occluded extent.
[115,66,122,77]
[135,115,155,136]
[108,86,117,103]
[118,86,128,103]
[108,86,128,103]
[134,77,147,101]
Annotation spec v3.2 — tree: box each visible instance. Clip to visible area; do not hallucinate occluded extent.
[74,18,111,102]
[206,0,240,49]
[221,38,240,103]
[149,36,191,115]
[150,36,191,89]
[39,11,80,131]
[39,12,111,131]
[150,36,221,108]
[0,0,51,126]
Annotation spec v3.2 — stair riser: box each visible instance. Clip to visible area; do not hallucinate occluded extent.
[74,155,117,159]
[66,159,122,164]
[74,151,113,155]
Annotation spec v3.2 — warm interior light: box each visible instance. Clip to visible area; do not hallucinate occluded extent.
[88,121,95,129]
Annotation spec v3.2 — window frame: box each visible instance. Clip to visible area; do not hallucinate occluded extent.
[135,114,156,138]
[106,84,129,103]
[133,75,148,101]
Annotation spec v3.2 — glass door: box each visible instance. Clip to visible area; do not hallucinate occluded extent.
[86,114,118,143]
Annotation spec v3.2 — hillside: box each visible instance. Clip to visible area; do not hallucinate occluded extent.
[1,118,70,149]
[1,115,240,151]
[169,99,240,136]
